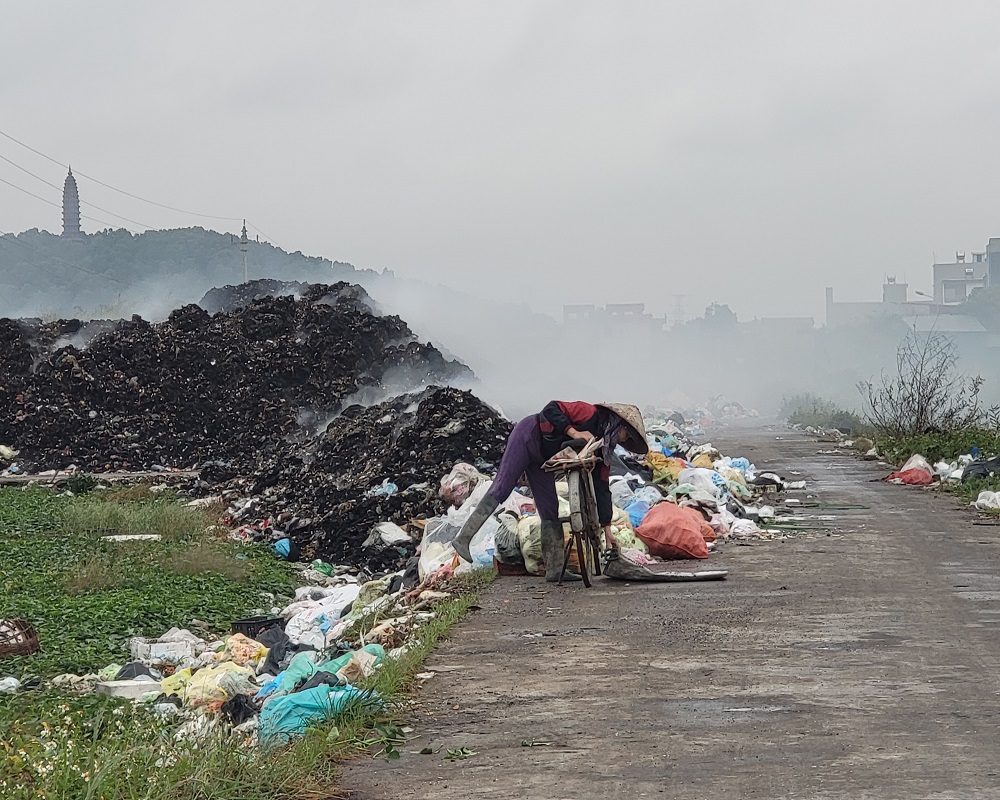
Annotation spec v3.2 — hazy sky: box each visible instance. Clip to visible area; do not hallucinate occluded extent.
[3,1,1000,321]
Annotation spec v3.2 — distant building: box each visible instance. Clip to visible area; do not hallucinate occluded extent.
[899,313,990,352]
[933,251,987,304]
[61,167,82,239]
[825,277,932,327]
[989,238,1000,288]
[562,302,667,334]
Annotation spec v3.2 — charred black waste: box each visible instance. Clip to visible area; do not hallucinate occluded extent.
[0,280,512,567]
[0,282,473,473]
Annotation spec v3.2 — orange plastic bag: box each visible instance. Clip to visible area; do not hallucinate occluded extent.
[635,503,709,560]
[680,506,716,542]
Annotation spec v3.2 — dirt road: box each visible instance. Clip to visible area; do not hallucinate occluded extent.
[345,427,1000,799]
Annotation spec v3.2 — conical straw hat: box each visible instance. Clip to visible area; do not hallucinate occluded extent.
[596,403,649,455]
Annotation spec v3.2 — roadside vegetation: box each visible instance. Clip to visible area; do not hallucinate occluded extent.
[946,475,1000,505]
[855,331,1000,506]
[0,485,495,799]
[780,393,868,435]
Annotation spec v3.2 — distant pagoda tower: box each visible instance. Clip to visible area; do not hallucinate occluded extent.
[61,167,82,238]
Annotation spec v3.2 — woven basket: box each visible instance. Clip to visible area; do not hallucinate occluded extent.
[0,618,39,657]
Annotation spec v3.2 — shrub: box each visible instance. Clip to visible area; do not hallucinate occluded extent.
[780,393,867,434]
[859,332,985,437]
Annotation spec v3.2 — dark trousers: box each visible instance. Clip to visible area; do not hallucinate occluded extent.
[485,415,560,521]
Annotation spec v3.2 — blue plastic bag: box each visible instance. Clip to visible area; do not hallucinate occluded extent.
[273,538,292,559]
[259,684,382,746]
[624,499,651,528]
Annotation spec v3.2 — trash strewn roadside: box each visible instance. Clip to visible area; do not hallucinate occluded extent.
[2,555,479,749]
[1,278,803,760]
[1,405,807,752]
[797,422,1000,517]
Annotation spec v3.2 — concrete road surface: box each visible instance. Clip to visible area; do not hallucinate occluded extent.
[345,427,1000,800]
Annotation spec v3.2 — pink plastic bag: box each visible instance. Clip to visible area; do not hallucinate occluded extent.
[439,463,485,507]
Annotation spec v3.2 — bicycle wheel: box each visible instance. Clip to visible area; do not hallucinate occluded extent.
[566,470,593,586]
[578,469,604,577]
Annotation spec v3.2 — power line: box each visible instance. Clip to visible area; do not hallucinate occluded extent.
[0,152,156,229]
[0,174,140,232]
[0,128,291,251]
[0,128,242,222]
[244,221,285,250]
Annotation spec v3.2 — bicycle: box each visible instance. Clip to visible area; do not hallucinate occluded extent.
[542,437,608,587]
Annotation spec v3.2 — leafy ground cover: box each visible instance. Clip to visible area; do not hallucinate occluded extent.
[875,430,1000,467]
[871,430,1000,508]
[0,487,294,677]
[0,485,494,799]
[945,475,1000,505]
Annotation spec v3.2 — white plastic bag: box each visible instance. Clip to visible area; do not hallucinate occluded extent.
[973,491,1000,511]
[362,521,412,550]
[469,517,498,569]
[283,584,361,648]
[632,485,664,507]
[417,513,497,579]
[417,518,461,580]
[729,519,762,538]
[900,454,933,476]
[677,468,724,498]
[610,479,635,509]
[439,463,485,507]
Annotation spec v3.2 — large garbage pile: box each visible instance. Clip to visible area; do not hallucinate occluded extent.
[0,282,472,474]
[199,279,314,315]
[232,386,511,567]
[394,410,810,583]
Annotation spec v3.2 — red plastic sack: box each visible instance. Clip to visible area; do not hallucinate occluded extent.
[886,468,934,486]
[635,502,709,560]
[681,505,716,542]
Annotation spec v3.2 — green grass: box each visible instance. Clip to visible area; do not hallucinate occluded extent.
[876,429,1000,466]
[0,487,294,678]
[61,492,213,542]
[943,475,1000,507]
[0,692,345,800]
[0,485,497,799]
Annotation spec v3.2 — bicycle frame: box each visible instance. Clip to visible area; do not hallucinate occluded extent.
[543,439,606,586]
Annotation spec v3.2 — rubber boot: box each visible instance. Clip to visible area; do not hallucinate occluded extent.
[542,519,581,582]
[452,495,500,563]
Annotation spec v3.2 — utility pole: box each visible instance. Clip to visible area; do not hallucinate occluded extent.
[240,220,249,283]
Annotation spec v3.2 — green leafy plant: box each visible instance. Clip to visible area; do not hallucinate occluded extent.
[65,474,99,495]
[1,485,497,799]
[780,392,867,434]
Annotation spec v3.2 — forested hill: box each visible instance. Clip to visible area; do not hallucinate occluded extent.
[0,227,361,319]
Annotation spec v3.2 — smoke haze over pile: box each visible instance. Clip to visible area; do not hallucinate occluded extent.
[4,3,1000,414]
